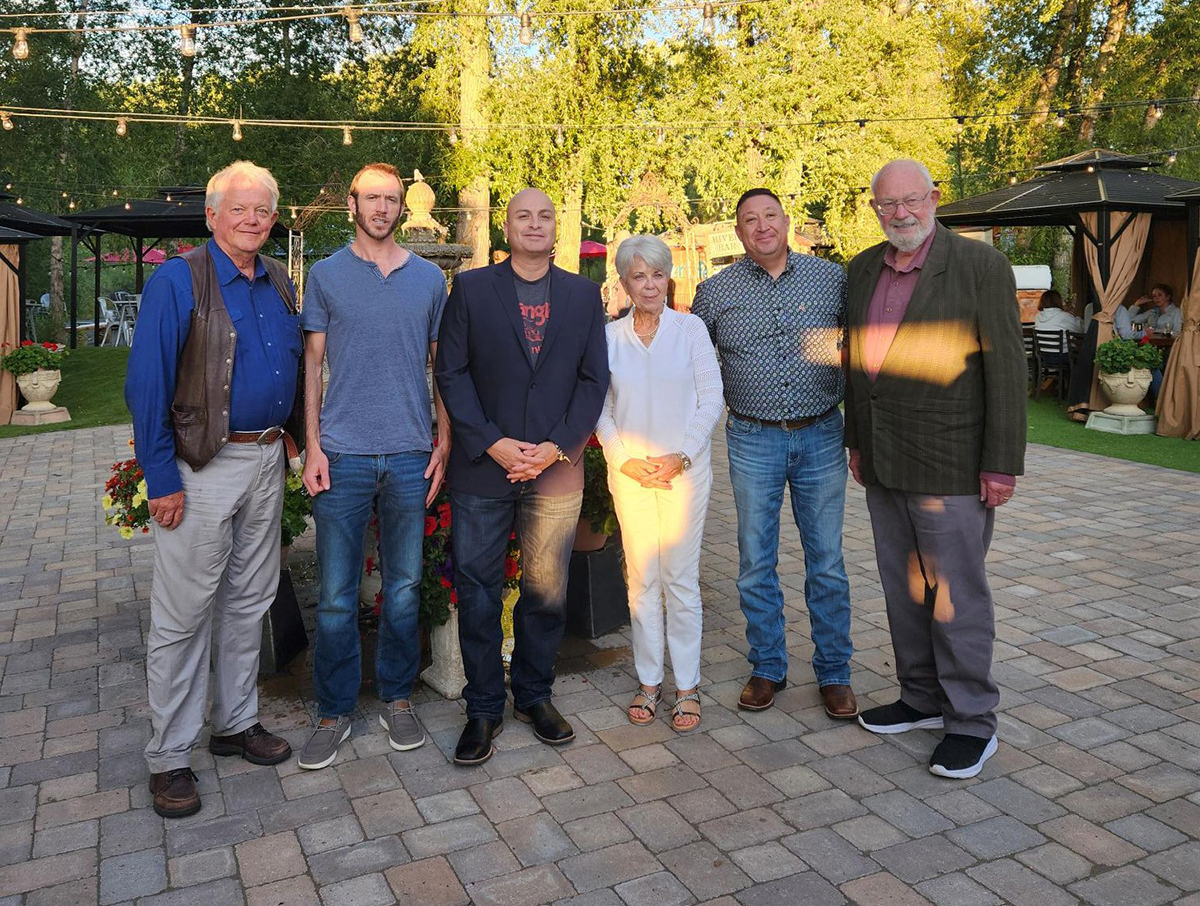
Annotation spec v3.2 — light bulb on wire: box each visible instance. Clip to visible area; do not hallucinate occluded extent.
[179,24,196,57]
[342,126,353,145]
[1167,150,1178,165]
[857,120,867,138]
[1,112,12,131]
[231,120,243,141]
[702,2,715,37]
[519,11,533,45]
[344,7,363,43]
[13,28,30,60]
[1054,109,1066,127]
[448,127,458,145]
[116,117,128,137]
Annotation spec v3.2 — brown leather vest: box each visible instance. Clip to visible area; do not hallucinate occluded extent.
[170,244,302,472]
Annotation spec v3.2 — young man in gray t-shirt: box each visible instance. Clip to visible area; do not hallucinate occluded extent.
[296,163,450,771]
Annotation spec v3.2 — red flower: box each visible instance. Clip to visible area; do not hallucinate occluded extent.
[587,434,602,448]
[20,340,32,346]
[439,509,451,529]
[449,590,458,605]
[365,556,376,576]
[439,576,453,588]
[424,516,437,536]
[504,557,518,579]
[42,342,56,349]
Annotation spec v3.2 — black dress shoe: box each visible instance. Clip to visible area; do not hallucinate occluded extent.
[513,701,575,745]
[454,717,503,766]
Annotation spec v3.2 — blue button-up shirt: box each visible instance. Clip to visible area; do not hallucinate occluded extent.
[691,251,846,420]
[125,240,301,498]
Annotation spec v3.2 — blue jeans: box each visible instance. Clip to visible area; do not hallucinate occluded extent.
[451,486,582,720]
[311,451,429,717]
[726,407,853,687]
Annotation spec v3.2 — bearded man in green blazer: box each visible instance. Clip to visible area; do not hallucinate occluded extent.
[844,158,1026,779]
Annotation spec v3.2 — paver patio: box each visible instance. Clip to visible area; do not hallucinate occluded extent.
[1,424,1198,905]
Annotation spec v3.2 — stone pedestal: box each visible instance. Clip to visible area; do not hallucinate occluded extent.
[421,609,466,700]
[1085,411,1157,435]
[10,405,70,426]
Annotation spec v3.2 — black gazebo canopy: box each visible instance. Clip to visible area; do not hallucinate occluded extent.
[0,203,76,343]
[937,149,1200,285]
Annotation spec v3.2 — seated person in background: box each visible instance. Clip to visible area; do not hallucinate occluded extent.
[1132,284,1182,335]
[1113,298,1146,340]
[1033,290,1082,345]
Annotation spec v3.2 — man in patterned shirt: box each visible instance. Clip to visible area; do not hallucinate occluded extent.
[692,188,857,720]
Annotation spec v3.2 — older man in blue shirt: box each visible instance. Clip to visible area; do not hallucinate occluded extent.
[125,160,301,818]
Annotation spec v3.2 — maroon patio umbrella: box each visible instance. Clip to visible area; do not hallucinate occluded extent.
[579,240,607,258]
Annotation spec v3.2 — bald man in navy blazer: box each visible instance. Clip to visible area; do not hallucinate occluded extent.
[435,188,609,766]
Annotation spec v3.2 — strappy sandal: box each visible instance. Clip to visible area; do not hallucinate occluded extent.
[627,686,662,726]
[671,690,701,733]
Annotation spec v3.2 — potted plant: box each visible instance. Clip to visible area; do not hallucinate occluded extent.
[1,340,69,417]
[575,436,618,552]
[1095,337,1163,415]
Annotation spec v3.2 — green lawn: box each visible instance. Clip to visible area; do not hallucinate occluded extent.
[0,347,131,439]
[1027,396,1200,474]
[3,350,1198,474]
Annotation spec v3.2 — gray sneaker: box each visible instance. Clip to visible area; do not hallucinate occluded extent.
[380,701,425,752]
[297,716,351,770]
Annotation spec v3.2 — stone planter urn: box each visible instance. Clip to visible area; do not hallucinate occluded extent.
[15,368,62,410]
[10,368,70,426]
[1099,368,1152,416]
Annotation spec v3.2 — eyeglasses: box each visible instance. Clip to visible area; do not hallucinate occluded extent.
[874,191,932,215]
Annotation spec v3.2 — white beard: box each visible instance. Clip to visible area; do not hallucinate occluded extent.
[885,216,935,253]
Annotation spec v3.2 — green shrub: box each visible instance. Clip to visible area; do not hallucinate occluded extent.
[1096,338,1162,374]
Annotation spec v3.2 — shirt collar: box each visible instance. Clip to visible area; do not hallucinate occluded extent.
[883,228,936,275]
[742,250,800,279]
[208,238,266,286]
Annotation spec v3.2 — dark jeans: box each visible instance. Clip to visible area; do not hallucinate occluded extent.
[450,486,583,720]
[311,452,429,717]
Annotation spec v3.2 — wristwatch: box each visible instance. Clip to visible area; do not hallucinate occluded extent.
[677,452,692,472]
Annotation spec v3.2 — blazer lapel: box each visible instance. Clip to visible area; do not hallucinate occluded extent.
[532,265,567,372]
[877,225,950,381]
[492,260,535,370]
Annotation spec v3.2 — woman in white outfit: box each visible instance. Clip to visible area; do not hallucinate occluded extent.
[594,235,724,732]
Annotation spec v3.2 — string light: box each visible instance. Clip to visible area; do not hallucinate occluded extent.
[954,116,965,134]
[1,112,12,131]
[894,0,911,14]
[231,119,243,141]
[1054,109,1066,127]
[12,27,30,60]
[1008,173,1017,185]
[115,117,127,136]
[123,201,132,210]
[857,119,867,137]
[112,188,119,196]
[68,199,76,209]
[518,11,533,45]
[15,197,23,205]
[1167,150,1178,164]
[179,24,196,57]
[1151,102,1164,120]
[555,124,564,146]
[342,125,353,145]
[448,127,458,145]
[702,2,715,36]
[344,6,363,43]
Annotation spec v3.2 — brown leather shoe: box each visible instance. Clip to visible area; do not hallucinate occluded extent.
[149,768,201,818]
[739,676,787,711]
[820,684,859,719]
[209,722,292,766]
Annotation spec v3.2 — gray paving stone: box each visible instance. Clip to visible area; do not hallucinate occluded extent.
[945,815,1047,860]
[559,840,661,893]
[467,863,576,906]
[1140,841,1200,891]
[403,814,496,860]
[872,835,976,885]
[32,819,98,857]
[613,870,694,906]
[658,840,751,900]
[861,790,953,837]
[168,847,236,887]
[774,789,867,830]
[699,807,791,851]
[564,811,635,852]
[1069,865,1178,906]
[498,812,578,867]
[307,836,409,885]
[447,841,521,885]
[781,829,878,884]
[617,765,707,803]
[969,777,1066,824]
[136,878,244,906]
[1104,814,1187,853]
[915,872,1002,906]
[383,856,470,906]
[472,776,543,823]
[99,848,166,904]
[319,872,396,906]
[617,801,699,854]
[1014,841,1093,885]
[733,870,846,906]
[728,840,807,883]
[297,814,365,855]
[967,857,1079,906]
[544,782,635,823]
[165,812,262,857]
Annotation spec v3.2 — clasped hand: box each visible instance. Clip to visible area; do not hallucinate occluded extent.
[488,437,559,483]
[620,453,683,489]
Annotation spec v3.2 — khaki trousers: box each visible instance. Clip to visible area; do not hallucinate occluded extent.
[144,442,284,773]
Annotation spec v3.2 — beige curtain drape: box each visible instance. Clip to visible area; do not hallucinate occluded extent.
[0,244,20,424]
[1156,248,1200,439]
[1081,211,1152,411]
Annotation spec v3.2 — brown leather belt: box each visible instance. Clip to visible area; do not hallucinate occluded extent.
[228,428,284,445]
[729,408,828,431]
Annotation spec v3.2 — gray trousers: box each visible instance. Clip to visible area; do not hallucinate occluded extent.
[865,484,999,738]
[144,442,285,773]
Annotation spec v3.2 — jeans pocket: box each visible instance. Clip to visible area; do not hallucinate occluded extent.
[326,451,343,465]
[726,414,759,437]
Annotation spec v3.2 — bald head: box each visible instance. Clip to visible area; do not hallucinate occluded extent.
[870,159,934,197]
[504,188,557,262]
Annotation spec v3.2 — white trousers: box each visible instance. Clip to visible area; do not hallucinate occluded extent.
[610,464,712,690]
[144,442,284,772]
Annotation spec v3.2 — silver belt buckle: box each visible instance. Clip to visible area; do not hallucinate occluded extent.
[255,426,282,445]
